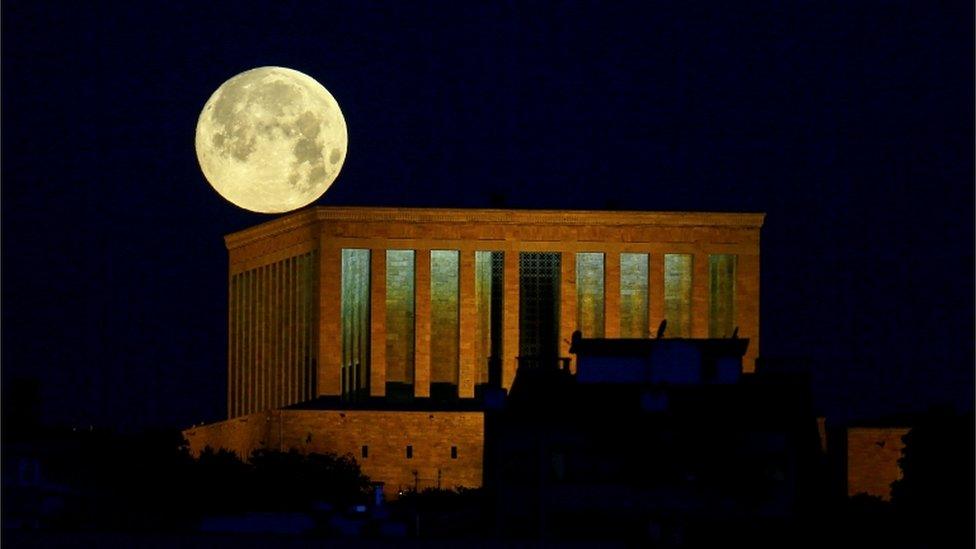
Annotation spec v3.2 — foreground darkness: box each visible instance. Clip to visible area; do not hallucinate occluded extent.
[1,1,973,432]
[2,407,972,546]
[4,348,974,545]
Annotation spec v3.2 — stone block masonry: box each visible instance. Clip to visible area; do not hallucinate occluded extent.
[184,409,484,495]
[847,427,909,501]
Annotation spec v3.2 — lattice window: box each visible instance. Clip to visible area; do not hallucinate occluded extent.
[519,252,561,358]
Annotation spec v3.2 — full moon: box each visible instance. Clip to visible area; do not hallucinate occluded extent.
[195,66,347,213]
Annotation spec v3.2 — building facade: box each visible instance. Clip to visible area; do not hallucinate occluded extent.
[184,207,764,493]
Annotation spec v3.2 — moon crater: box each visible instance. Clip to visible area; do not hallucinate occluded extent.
[195,66,347,213]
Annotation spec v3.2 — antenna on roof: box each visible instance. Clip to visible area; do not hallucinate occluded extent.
[731,326,739,339]
[656,319,667,339]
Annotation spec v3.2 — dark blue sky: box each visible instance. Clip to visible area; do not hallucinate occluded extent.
[2,1,972,430]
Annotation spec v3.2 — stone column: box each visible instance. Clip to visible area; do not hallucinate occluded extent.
[414,249,431,397]
[318,244,342,396]
[227,272,236,418]
[502,250,520,390]
[458,250,476,398]
[259,265,267,410]
[273,263,281,409]
[370,249,387,396]
[691,252,709,338]
[604,251,620,338]
[737,252,760,373]
[247,269,256,413]
[559,251,576,369]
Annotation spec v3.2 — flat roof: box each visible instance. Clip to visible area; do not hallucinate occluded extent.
[225,206,765,249]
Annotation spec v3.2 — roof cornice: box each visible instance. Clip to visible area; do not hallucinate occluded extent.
[225,206,765,249]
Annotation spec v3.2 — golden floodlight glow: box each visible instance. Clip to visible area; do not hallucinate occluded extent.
[195,66,347,213]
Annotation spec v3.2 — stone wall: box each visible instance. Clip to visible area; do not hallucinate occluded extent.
[184,409,484,495]
[847,427,909,500]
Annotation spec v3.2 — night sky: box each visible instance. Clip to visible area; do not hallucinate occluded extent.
[2,2,972,431]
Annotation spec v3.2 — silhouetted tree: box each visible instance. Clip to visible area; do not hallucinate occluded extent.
[248,448,370,511]
[191,446,250,514]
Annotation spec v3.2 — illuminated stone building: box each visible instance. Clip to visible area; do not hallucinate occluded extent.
[184,206,764,494]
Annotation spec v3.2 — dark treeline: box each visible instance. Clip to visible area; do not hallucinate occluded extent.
[5,426,488,538]
[3,407,972,544]
[5,428,372,532]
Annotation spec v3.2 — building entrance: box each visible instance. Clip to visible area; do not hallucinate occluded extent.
[518,252,561,363]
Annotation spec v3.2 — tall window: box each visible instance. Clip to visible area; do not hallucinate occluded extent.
[575,253,605,337]
[386,250,415,388]
[664,254,692,337]
[620,253,649,338]
[475,251,504,385]
[709,254,737,338]
[341,249,370,398]
[430,250,459,385]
